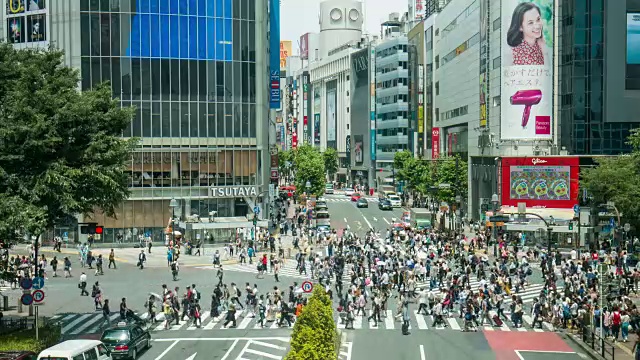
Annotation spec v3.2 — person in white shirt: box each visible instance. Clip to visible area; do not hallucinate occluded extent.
[417,288,429,315]
[79,272,89,296]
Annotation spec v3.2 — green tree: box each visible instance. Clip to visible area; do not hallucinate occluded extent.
[293,145,326,197]
[0,45,136,246]
[278,149,292,180]
[433,155,468,204]
[323,147,339,180]
[580,129,640,231]
[286,285,338,360]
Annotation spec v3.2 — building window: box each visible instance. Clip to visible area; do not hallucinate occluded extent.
[347,107,349,113]
[493,18,500,31]
[492,96,501,107]
[492,56,500,69]
[435,29,439,36]
[435,55,439,69]
[435,82,439,95]
[435,108,439,122]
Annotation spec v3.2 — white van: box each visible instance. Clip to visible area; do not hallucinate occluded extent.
[38,339,111,360]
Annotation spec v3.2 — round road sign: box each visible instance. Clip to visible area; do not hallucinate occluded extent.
[32,277,44,290]
[301,281,313,293]
[32,289,45,303]
[20,277,32,290]
[21,293,33,306]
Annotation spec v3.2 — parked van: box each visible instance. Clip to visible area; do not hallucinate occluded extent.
[38,340,111,360]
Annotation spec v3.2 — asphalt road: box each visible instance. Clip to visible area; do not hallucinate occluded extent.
[323,194,406,235]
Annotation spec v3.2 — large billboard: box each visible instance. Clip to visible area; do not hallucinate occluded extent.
[500,157,579,209]
[280,40,292,70]
[6,0,47,46]
[126,0,232,61]
[269,0,281,108]
[500,0,554,140]
[479,0,489,128]
[313,87,321,146]
[326,80,337,148]
[299,33,309,60]
[628,14,640,64]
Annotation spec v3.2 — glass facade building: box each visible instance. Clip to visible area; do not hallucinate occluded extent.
[375,36,411,172]
[3,0,269,243]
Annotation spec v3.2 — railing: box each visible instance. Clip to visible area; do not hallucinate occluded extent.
[578,322,616,360]
[0,317,34,335]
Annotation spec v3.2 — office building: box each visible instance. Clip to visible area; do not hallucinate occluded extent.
[2,0,270,242]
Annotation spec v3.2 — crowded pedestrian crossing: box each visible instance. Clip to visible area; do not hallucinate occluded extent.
[52,305,557,336]
[323,197,380,203]
[195,261,354,282]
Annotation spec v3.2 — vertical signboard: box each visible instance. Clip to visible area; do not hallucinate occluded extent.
[299,33,309,60]
[500,0,554,140]
[313,88,321,146]
[326,80,337,149]
[303,73,312,144]
[269,0,281,108]
[479,0,489,128]
[280,40,292,70]
[370,47,376,161]
[353,135,364,164]
[292,118,298,148]
[431,127,440,159]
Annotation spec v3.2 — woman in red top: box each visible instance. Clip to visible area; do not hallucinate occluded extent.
[506,2,546,65]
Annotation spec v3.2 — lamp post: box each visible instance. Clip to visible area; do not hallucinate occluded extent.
[169,198,179,247]
[491,193,499,257]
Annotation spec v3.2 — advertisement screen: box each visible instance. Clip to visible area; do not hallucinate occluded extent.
[501,157,579,209]
[126,0,232,61]
[628,14,640,64]
[7,16,24,43]
[280,40,292,69]
[500,0,554,140]
[354,135,363,164]
[326,81,337,145]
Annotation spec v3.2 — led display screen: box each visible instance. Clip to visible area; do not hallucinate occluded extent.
[126,0,232,61]
[509,165,570,200]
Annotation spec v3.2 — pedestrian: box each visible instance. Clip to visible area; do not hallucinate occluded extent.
[401,299,410,335]
[223,302,237,328]
[50,256,58,277]
[64,257,72,278]
[137,250,146,270]
[79,272,88,296]
[119,298,128,321]
[102,299,111,327]
[258,299,266,328]
[108,249,116,269]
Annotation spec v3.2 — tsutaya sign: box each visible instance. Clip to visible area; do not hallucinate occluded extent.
[209,186,258,198]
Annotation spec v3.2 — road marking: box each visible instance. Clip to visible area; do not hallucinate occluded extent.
[373,217,377,222]
[361,215,373,230]
[420,345,426,360]
[69,313,106,335]
[366,310,379,330]
[383,218,390,225]
[340,342,353,360]
[344,218,347,223]
[384,310,394,329]
[221,310,244,329]
[352,314,362,329]
[154,339,180,360]
[414,310,428,329]
[185,353,197,360]
[83,313,119,334]
[251,340,287,350]
[447,317,461,330]
[237,314,254,329]
[489,311,510,331]
[62,313,94,334]
[204,312,226,330]
[220,339,239,360]
[187,312,210,330]
[153,337,291,342]
[244,348,282,359]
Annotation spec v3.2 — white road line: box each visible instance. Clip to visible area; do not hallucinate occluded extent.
[220,339,239,360]
[383,218,390,225]
[420,345,426,360]
[84,314,119,334]
[237,314,254,329]
[344,218,347,223]
[251,340,287,350]
[203,312,226,330]
[366,310,379,330]
[373,217,377,222]
[352,314,363,329]
[221,310,244,330]
[69,314,104,335]
[489,311,510,331]
[62,313,95,334]
[154,339,180,360]
[361,215,373,230]
[415,311,428,329]
[384,310,395,329]
[244,348,282,360]
[187,312,210,330]
[447,317,461,330]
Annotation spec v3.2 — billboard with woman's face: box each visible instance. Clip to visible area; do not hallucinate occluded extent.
[501,0,554,141]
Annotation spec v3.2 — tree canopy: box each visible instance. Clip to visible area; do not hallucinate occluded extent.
[580,129,640,232]
[0,44,136,243]
[393,151,468,203]
[292,145,326,197]
[323,147,339,180]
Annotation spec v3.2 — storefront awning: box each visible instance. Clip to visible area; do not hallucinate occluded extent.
[499,207,575,221]
[179,218,269,230]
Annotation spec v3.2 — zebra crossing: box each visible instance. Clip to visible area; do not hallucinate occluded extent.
[324,197,379,203]
[52,304,557,336]
[195,261,354,282]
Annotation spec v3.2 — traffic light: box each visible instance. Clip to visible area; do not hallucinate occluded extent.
[252,217,257,226]
[568,222,574,230]
[95,226,104,235]
[80,224,103,235]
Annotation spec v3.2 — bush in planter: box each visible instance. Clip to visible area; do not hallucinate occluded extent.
[285,285,338,360]
[0,322,61,353]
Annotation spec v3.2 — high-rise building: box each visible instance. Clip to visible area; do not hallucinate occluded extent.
[2,0,269,243]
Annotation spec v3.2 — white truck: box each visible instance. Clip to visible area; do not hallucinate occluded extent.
[410,208,433,230]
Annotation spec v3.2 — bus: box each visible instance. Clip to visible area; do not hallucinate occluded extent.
[324,183,334,194]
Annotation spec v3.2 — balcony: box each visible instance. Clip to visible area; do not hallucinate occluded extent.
[376,118,409,129]
[375,69,409,83]
[375,85,409,99]
[376,102,409,114]
[375,135,409,146]
[376,52,409,67]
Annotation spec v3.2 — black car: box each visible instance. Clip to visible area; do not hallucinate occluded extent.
[378,199,392,210]
[100,322,151,359]
[356,198,368,208]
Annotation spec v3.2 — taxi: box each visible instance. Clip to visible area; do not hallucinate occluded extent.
[100,321,151,359]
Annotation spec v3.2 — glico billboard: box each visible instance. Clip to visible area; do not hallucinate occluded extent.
[500,156,579,209]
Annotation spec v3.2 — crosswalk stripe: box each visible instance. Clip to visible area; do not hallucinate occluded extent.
[204,312,226,330]
[69,313,105,335]
[489,311,510,331]
[187,312,210,330]
[238,314,254,329]
[352,314,363,329]
[447,317,461,330]
[384,310,394,329]
[220,310,244,329]
[414,311,428,330]
[62,313,95,334]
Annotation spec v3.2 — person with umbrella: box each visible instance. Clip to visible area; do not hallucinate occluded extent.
[145,293,161,324]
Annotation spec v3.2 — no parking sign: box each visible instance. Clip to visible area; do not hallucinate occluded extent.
[301,281,313,293]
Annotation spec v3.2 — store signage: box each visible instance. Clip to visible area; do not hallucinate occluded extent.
[209,186,258,198]
[531,158,548,165]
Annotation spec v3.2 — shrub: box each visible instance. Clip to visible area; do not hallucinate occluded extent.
[0,322,62,353]
[286,285,338,360]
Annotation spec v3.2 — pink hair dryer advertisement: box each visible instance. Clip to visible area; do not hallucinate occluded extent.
[500,0,554,140]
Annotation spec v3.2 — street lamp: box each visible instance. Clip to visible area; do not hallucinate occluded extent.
[491,193,499,257]
[169,198,179,247]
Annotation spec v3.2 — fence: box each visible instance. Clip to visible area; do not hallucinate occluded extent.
[578,322,616,360]
[0,317,34,336]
